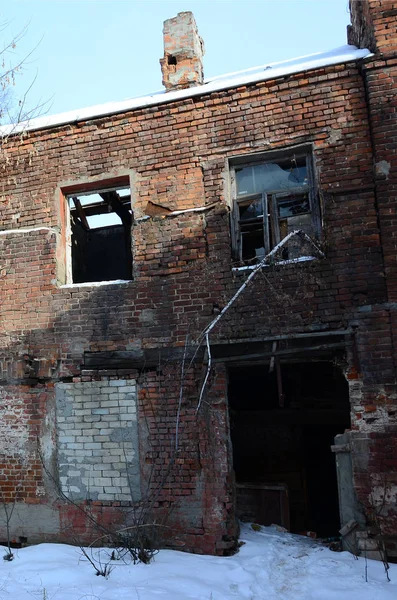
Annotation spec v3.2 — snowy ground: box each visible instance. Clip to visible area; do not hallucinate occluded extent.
[1,524,396,600]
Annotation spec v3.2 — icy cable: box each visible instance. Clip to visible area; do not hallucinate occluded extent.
[195,230,324,411]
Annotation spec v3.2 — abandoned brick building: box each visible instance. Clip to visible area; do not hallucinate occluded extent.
[1,0,397,559]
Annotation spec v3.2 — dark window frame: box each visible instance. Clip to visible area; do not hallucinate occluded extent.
[229,148,321,263]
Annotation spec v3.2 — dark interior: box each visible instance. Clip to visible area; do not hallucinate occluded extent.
[69,188,133,284]
[71,221,132,283]
[228,361,350,537]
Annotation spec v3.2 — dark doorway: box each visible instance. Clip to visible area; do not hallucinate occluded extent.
[228,361,350,537]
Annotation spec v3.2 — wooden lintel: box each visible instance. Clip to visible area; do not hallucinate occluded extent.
[210,341,348,364]
[84,347,203,370]
[212,328,353,346]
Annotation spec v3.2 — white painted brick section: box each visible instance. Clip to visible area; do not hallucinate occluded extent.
[55,380,140,502]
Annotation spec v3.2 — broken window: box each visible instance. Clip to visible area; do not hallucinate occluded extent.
[230,150,320,263]
[65,183,133,284]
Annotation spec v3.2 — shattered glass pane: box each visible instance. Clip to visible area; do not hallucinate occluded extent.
[239,197,263,221]
[278,193,310,218]
[236,156,307,197]
[236,167,256,196]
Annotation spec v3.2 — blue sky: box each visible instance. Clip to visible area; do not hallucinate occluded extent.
[1,0,351,119]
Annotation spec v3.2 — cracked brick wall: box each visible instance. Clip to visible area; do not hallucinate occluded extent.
[0,0,396,555]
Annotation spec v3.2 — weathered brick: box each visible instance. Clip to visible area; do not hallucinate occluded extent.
[0,0,397,558]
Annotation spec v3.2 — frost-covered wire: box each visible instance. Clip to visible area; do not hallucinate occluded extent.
[196,333,212,413]
[194,230,323,410]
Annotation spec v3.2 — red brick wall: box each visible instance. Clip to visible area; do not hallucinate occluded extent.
[349,16,397,543]
[349,0,397,55]
[0,385,50,502]
[0,57,397,553]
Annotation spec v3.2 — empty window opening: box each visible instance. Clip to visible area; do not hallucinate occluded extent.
[66,185,133,284]
[230,150,320,263]
[228,362,350,537]
[168,55,177,65]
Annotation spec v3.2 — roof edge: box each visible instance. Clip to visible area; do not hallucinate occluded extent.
[0,45,371,137]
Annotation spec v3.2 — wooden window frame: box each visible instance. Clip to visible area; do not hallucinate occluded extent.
[229,149,320,263]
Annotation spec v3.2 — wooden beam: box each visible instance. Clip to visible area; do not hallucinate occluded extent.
[100,191,132,230]
[211,328,354,346]
[210,341,348,363]
[72,197,90,230]
[84,347,203,369]
[70,198,130,218]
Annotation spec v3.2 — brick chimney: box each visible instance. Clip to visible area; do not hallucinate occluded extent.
[348,0,397,55]
[160,12,205,91]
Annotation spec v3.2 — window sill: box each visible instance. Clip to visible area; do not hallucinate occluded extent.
[60,279,132,288]
[232,255,318,273]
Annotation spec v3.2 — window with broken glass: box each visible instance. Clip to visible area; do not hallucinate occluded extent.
[230,151,320,263]
[66,184,133,284]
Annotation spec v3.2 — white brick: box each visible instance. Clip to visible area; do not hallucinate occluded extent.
[101,400,119,408]
[90,448,102,456]
[97,493,118,501]
[76,436,93,443]
[59,435,76,443]
[109,449,124,456]
[104,487,122,494]
[112,477,128,486]
[102,442,119,449]
[102,471,121,478]
[102,455,117,463]
[74,409,91,416]
[93,464,106,471]
[93,477,112,486]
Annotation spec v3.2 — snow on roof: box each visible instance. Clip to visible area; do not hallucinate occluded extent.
[0,45,371,136]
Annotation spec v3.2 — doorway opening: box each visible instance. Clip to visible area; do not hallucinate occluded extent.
[228,361,350,537]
